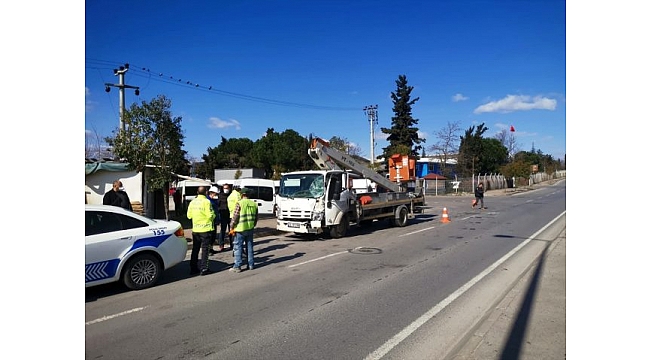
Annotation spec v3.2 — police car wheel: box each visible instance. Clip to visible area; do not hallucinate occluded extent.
[122,253,162,290]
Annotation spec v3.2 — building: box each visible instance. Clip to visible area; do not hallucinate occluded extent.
[213,168,265,182]
[85,160,171,219]
[414,156,458,178]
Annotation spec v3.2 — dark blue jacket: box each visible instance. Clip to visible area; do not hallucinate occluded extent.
[209,197,220,221]
[474,186,484,198]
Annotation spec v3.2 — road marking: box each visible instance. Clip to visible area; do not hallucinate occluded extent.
[86,306,149,326]
[398,226,435,237]
[287,250,349,268]
[364,211,566,360]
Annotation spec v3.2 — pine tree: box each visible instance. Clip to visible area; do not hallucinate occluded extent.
[380,75,425,159]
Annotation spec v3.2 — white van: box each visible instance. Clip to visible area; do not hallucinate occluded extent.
[177,179,212,210]
[216,178,277,217]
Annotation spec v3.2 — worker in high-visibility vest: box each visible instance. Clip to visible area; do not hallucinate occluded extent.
[186,186,216,276]
[228,188,258,273]
[226,186,242,249]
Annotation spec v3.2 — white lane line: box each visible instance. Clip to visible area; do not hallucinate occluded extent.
[399,226,436,237]
[86,306,149,326]
[364,211,566,360]
[287,250,349,268]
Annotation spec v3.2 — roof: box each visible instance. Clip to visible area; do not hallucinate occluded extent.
[85,162,131,175]
[423,173,447,180]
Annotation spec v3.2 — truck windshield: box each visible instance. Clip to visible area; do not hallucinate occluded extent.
[279,174,324,198]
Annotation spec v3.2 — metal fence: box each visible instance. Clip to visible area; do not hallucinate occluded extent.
[424,170,567,196]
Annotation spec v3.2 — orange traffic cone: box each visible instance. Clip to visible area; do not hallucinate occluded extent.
[441,207,451,223]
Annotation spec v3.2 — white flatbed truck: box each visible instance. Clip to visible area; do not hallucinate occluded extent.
[276,137,426,238]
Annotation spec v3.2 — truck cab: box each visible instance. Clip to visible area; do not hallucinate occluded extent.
[276,170,356,237]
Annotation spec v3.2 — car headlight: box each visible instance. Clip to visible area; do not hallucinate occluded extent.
[312,211,324,221]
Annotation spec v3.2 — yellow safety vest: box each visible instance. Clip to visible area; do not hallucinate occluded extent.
[234,198,258,232]
[186,195,215,233]
[227,191,242,217]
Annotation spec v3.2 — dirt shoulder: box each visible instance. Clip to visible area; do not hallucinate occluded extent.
[448,178,564,198]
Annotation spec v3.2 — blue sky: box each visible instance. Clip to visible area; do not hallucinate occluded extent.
[85,0,566,161]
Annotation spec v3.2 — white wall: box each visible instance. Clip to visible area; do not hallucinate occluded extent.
[85,171,143,205]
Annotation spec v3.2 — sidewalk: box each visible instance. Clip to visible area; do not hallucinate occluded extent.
[451,227,566,360]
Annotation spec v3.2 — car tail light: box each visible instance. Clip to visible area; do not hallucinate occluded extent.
[174,226,184,237]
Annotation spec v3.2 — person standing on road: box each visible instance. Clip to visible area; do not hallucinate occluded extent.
[216,183,233,252]
[229,188,258,273]
[187,186,216,276]
[103,180,133,211]
[227,186,242,249]
[473,182,485,209]
[173,186,183,215]
[207,186,221,255]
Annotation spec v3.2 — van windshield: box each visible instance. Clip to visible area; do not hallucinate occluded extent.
[280,174,324,198]
[184,186,200,196]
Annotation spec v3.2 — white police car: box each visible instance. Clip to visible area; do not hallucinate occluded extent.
[85,204,188,290]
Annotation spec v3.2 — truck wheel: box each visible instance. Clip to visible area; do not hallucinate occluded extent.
[330,215,348,238]
[122,253,161,290]
[395,206,408,227]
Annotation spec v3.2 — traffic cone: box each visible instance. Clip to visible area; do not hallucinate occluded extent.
[441,207,451,223]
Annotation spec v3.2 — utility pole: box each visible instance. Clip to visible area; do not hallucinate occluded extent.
[105,63,140,133]
[363,105,378,164]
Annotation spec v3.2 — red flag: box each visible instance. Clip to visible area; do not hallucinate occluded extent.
[510,125,515,132]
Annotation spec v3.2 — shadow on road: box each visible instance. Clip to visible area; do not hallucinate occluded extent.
[498,244,549,360]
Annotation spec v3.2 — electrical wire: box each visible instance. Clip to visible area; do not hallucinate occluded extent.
[86,59,360,111]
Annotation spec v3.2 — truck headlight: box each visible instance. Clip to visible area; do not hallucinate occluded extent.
[312,211,324,221]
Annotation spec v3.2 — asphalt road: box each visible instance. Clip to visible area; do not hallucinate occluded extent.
[85,181,566,359]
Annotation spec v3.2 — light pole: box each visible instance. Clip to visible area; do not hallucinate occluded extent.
[364,105,378,164]
[105,63,140,133]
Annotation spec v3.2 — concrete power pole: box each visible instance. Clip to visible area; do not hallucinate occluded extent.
[364,105,378,164]
[105,63,140,133]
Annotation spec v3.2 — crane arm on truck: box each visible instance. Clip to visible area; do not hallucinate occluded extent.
[308,137,401,192]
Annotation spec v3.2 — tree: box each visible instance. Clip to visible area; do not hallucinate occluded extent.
[480,138,509,173]
[85,126,111,159]
[494,129,520,159]
[249,128,281,178]
[329,136,363,156]
[197,129,312,180]
[499,159,531,178]
[282,130,315,172]
[501,148,565,178]
[457,123,488,177]
[428,120,461,177]
[108,94,187,220]
[380,75,425,159]
[196,136,255,179]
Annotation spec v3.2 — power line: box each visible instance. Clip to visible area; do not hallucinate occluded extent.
[86,59,360,111]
